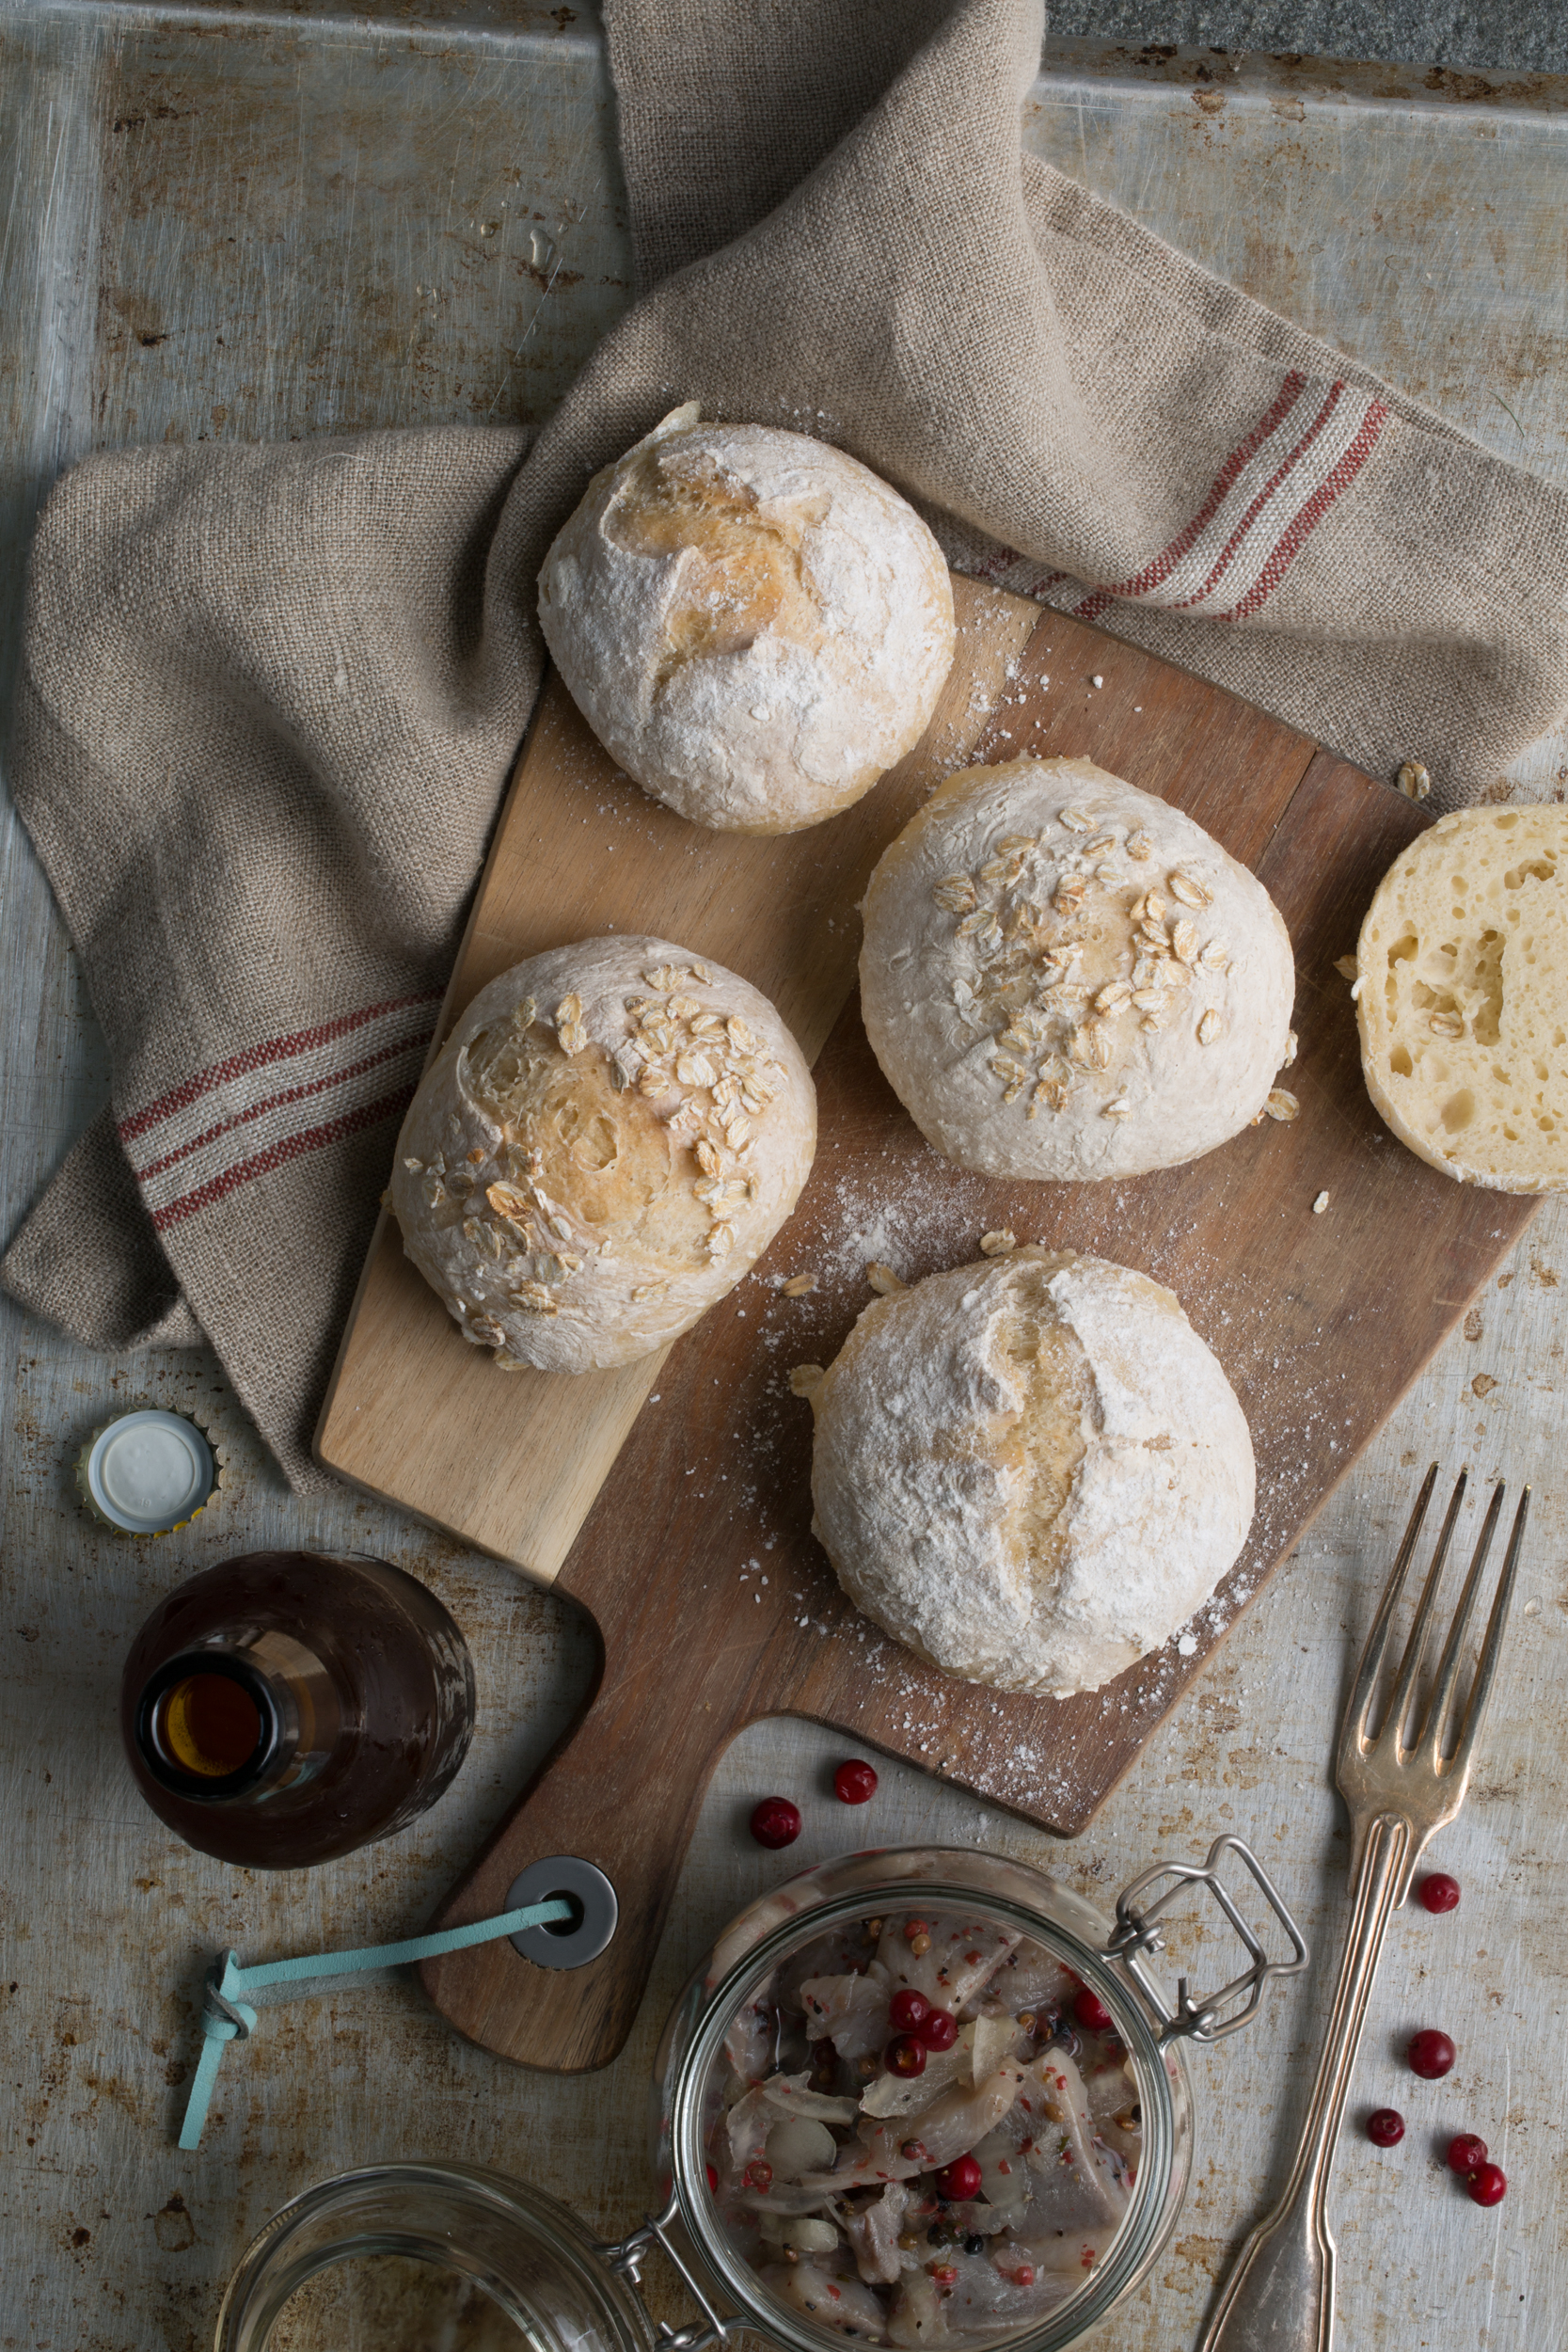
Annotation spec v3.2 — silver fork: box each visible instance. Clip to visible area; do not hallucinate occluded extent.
[1197,1464,1532,2352]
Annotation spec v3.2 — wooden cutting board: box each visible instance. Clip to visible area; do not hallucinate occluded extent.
[316,580,1534,2074]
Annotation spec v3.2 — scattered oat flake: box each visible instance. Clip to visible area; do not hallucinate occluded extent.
[1265,1089,1301,1122]
[1102,1099,1131,1118]
[789,1363,825,1398]
[1312,1190,1330,1215]
[1334,955,1359,982]
[1196,1009,1223,1045]
[1396,759,1432,801]
[1284,1029,1298,1065]
[867,1262,907,1295]
[1127,831,1153,860]
[782,1273,816,1297]
[1059,806,1094,831]
[980,1230,1017,1256]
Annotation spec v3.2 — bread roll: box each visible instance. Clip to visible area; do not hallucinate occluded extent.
[800,1248,1254,1696]
[390,937,816,1372]
[859,756,1295,1180]
[537,405,955,834]
[1355,804,1568,1192]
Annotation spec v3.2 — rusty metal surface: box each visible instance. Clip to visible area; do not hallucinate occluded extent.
[1,23,1566,2352]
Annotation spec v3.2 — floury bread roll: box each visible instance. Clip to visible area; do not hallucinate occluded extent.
[1354,804,1568,1191]
[798,1248,1254,1697]
[537,405,955,834]
[390,937,816,1373]
[859,757,1296,1179]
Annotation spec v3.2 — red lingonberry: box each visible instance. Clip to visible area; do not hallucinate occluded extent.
[1407,2028,1456,2079]
[933,2154,983,2201]
[705,2161,719,2191]
[1073,1987,1115,2035]
[917,2008,958,2051]
[1366,2108,1405,2147]
[889,1988,931,2033]
[750,1797,801,1850]
[1447,2133,1488,2175]
[833,1758,879,1804]
[742,2159,773,2192]
[1466,2162,1507,2207]
[1418,1871,1461,1915]
[1013,2266,1036,2287]
[886,2033,927,2078]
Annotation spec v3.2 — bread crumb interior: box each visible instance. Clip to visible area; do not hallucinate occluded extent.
[1370,810,1566,1180]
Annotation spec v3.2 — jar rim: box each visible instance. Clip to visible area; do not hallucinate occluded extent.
[661,1848,1192,2352]
[214,2159,657,2352]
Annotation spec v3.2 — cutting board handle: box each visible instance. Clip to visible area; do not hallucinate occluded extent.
[420,1614,742,2072]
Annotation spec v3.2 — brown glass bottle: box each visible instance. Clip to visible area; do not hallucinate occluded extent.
[119,1551,475,1868]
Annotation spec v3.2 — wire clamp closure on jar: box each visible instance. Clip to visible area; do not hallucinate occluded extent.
[1103,1833,1308,2043]
[596,2195,741,2352]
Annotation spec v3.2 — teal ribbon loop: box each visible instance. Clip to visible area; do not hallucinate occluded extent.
[178,1898,575,2150]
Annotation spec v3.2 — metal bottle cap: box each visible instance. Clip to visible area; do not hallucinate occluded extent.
[75,1407,224,1535]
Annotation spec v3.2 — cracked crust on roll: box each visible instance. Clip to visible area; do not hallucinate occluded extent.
[389,935,816,1372]
[803,1248,1255,1696]
[538,405,955,834]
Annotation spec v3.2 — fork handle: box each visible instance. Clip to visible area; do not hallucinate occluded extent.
[1197,1812,1411,2352]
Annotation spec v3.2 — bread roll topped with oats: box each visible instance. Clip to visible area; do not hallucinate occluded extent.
[537,405,955,834]
[390,937,816,1372]
[797,1246,1254,1696]
[1354,804,1568,1191]
[858,756,1296,1180]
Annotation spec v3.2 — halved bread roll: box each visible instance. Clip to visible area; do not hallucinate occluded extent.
[1354,805,1568,1191]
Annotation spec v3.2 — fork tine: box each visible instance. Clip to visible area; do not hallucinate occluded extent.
[1382,1470,1467,1754]
[1342,1461,1439,1756]
[1447,1486,1530,1767]
[1421,1480,1506,1761]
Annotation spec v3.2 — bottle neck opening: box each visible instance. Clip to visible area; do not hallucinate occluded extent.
[135,1652,290,1801]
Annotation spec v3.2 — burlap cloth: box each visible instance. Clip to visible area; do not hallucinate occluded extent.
[8,0,1568,1488]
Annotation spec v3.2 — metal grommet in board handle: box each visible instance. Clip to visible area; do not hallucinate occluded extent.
[504,1856,618,1969]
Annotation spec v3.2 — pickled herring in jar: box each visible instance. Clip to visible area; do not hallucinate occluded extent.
[706,1910,1137,2340]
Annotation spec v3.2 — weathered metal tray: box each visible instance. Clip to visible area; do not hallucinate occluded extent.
[3,16,1566,2347]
